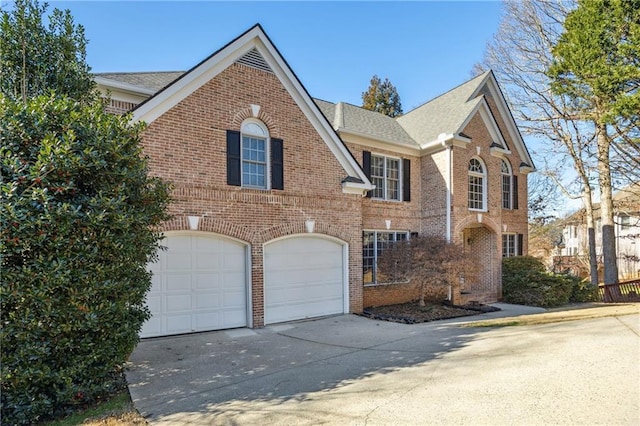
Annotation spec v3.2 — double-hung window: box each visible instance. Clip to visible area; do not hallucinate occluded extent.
[468,157,486,211]
[501,160,512,209]
[502,233,523,257]
[241,121,268,189]
[226,119,284,190]
[371,155,401,201]
[363,230,409,284]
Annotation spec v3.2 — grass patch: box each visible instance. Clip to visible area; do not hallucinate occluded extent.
[466,303,640,328]
[44,390,147,425]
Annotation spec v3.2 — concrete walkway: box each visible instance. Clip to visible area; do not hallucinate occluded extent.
[126,304,639,425]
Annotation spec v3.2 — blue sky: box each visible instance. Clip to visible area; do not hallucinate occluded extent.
[47,1,504,111]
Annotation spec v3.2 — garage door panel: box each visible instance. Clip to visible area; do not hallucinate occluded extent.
[141,234,248,338]
[264,236,345,324]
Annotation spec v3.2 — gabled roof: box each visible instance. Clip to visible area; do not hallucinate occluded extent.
[315,99,417,148]
[95,28,534,175]
[397,72,488,146]
[117,24,373,194]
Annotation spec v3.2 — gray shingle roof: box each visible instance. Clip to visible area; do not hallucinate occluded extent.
[95,71,185,92]
[396,71,489,145]
[97,71,493,151]
[315,99,418,147]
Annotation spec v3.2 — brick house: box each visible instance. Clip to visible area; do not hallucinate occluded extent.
[96,25,534,337]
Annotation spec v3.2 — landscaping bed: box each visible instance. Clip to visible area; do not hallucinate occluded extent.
[360,301,500,324]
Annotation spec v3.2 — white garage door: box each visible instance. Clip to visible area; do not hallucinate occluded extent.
[264,236,345,324]
[141,233,247,338]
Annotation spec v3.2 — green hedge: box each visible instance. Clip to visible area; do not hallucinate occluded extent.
[502,256,598,308]
[0,95,170,424]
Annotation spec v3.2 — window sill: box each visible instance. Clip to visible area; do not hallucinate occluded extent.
[371,198,403,203]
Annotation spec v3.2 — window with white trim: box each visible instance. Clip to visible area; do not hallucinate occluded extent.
[501,159,513,209]
[468,157,486,211]
[363,230,409,284]
[241,121,268,189]
[371,155,401,201]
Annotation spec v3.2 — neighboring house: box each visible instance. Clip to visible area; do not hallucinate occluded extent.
[556,184,640,281]
[96,25,534,337]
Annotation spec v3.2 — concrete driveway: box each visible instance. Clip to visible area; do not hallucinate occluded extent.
[126,304,640,425]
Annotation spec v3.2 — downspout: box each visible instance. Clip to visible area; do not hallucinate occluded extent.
[443,142,453,243]
[442,139,453,300]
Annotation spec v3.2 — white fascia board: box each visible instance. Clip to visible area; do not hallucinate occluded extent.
[95,76,156,97]
[490,146,512,158]
[257,37,372,187]
[342,181,372,196]
[471,73,536,171]
[519,164,535,175]
[419,133,470,154]
[132,25,372,189]
[132,29,261,123]
[459,99,509,150]
[337,128,420,156]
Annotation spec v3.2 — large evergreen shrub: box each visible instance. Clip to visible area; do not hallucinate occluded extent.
[502,256,596,308]
[0,95,170,424]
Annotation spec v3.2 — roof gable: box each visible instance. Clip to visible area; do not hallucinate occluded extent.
[130,24,372,193]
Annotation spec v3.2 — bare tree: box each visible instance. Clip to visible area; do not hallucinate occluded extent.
[474,0,602,285]
[377,235,479,307]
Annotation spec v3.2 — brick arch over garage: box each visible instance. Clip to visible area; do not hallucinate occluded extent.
[257,221,350,245]
[158,215,252,244]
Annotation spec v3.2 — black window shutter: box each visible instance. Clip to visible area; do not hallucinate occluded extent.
[403,158,411,202]
[271,138,284,190]
[226,130,241,186]
[513,175,519,209]
[363,151,372,198]
[517,233,524,256]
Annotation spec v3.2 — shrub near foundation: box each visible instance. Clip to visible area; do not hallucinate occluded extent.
[0,95,170,424]
[502,256,590,308]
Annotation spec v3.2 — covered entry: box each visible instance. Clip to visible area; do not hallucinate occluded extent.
[264,235,346,324]
[141,232,248,338]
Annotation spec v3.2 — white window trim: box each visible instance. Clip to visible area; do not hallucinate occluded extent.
[241,119,270,190]
[371,153,403,202]
[363,230,410,286]
[468,157,487,212]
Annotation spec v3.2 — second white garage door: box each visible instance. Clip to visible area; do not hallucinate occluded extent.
[264,236,345,324]
[141,233,247,338]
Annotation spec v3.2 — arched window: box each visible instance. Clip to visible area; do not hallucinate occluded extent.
[501,159,512,209]
[241,120,269,189]
[468,157,486,211]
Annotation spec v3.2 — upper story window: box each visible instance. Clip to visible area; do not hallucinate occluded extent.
[226,119,284,190]
[363,151,411,202]
[241,121,268,189]
[468,157,487,211]
[501,159,519,210]
[371,155,401,200]
[501,160,512,209]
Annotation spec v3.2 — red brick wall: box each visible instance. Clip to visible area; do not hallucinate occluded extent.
[141,63,364,326]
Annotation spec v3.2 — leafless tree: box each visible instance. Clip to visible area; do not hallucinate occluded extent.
[377,235,479,307]
[473,0,602,284]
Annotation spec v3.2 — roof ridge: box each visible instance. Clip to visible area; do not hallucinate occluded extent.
[401,70,490,116]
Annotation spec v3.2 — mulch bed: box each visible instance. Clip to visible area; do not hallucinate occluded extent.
[360,301,501,324]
